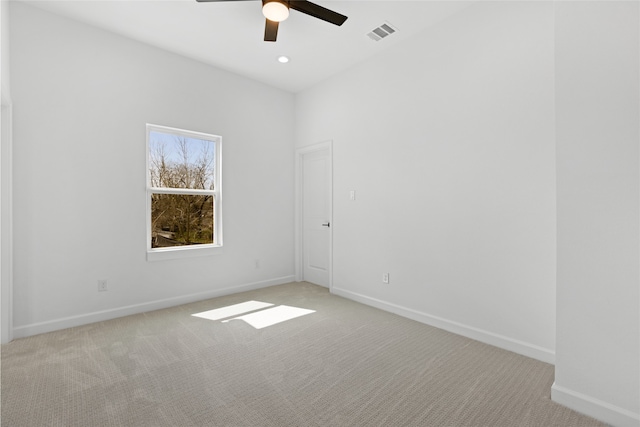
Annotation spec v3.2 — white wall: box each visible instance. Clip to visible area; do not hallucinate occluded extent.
[296,1,556,362]
[553,2,640,426]
[1,0,8,99]
[1,0,12,344]
[10,3,295,337]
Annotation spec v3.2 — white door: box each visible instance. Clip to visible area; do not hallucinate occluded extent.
[301,147,331,288]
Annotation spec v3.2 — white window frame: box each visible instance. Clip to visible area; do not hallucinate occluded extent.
[146,124,223,261]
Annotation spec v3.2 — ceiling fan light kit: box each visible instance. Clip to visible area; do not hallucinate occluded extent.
[196,0,348,42]
[262,0,289,22]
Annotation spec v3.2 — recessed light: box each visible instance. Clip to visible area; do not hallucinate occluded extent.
[277,56,290,64]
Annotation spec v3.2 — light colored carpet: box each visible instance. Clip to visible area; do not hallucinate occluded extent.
[2,282,606,426]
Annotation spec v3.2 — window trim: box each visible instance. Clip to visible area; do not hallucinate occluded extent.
[146,124,222,261]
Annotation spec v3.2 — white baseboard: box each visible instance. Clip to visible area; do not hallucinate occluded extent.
[552,383,640,427]
[331,287,555,364]
[12,276,295,339]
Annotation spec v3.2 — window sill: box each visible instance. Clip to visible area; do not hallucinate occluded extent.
[146,245,223,262]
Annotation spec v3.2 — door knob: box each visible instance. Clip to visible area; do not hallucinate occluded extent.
[322,222,330,227]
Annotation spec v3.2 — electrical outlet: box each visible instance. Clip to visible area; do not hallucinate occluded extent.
[382,273,390,284]
[350,190,356,201]
[98,280,108,292]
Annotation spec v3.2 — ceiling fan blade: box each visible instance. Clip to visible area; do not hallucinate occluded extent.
[264,19,279,42]
[289,1,347,26]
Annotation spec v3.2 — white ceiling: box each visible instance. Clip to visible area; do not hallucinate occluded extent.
[22,0,473,93]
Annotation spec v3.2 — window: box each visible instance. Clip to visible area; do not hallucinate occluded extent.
[146,124,222,261]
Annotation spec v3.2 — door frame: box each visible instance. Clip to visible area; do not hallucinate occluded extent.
[295,141,333,290]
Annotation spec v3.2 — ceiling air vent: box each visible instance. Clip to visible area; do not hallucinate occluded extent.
[367,22,398,42]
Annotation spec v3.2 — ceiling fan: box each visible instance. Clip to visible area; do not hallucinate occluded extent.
[195,0,348,42]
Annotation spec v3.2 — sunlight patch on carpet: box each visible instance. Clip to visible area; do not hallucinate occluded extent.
[222,305,315,329]
[191,301,274,321]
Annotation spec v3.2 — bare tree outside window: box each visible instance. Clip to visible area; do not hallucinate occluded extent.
[148,130,218,248]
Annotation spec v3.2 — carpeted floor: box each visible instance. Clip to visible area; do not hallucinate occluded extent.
[2,282,606,426]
